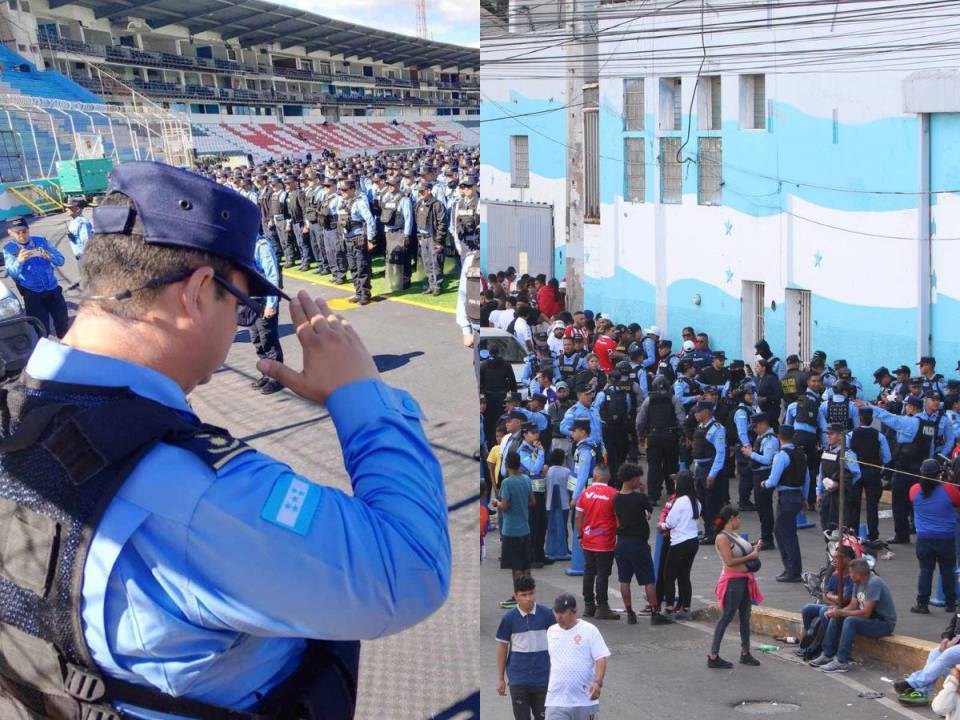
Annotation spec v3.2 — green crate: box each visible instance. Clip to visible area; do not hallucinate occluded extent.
[56,158,113,194]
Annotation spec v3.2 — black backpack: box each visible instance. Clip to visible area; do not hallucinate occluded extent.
[600,388,630,427]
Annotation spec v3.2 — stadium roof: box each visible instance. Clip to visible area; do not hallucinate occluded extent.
[52,0,478,68]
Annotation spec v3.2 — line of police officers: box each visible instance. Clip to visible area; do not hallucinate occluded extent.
[201,150,480,306]
[486,316,960,583]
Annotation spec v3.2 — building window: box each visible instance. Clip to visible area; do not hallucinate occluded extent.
[623,78,643,131]
[660,137,681,204]
[624,138,644,203]
[584,107,599,220]
[659,77,681,131]
[740,74,766,130]
[698,75,721,131]
[698,137,722,205]
[742,280,766,361]
[510,134,529,188]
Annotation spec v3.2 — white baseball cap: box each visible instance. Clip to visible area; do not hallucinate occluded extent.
[682,340,695,352]
[647,325,661,336]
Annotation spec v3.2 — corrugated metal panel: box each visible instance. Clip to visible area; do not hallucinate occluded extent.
[484,200,555,277]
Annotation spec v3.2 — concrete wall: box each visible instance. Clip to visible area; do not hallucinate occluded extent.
[481,0,960,381]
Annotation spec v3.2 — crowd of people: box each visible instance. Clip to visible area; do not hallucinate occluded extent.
[481,268,960,716]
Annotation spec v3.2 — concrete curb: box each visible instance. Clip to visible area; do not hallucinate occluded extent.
[692,604,936,679]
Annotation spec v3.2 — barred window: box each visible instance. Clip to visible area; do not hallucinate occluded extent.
[740,74,766,130]
[659,77,682,131]
[698,137,722,206]
[660,137,681,204]
[623,78,644,131]
[584,108,599,220]
[624,138,644,203]
[510,135,529,188]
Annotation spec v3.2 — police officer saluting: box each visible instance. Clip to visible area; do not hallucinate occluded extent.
[0,162,450,720]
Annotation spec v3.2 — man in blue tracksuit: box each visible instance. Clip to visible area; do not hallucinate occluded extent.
[3,216,69,337]
[762,424,811,582]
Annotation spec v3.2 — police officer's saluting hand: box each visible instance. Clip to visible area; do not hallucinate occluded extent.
[0,162,451,720]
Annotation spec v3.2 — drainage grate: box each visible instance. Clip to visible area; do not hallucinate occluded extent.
[733,700,801,715]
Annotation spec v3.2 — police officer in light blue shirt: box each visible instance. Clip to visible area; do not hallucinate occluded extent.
[65,196,93,263]
[248,234,284,395]
[0,162,450,720]
[3,215,70,337]
[762,424,810,580]
[919,390,956,458]
[559,384,604,447]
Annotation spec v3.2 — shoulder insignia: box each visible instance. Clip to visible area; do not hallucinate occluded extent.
[176,429,254,471]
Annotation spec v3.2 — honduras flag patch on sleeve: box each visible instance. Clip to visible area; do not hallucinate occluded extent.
[261,473,321,535]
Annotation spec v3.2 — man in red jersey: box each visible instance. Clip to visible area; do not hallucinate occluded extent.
[576,464,620,620]
[593,319,620,374]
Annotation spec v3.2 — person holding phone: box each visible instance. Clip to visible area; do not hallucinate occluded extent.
[2,216,69,337]
[708,506,764,669]
[895,610,960,706]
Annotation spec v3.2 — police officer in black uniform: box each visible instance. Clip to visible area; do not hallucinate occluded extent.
[636,375,685,503]
[848,406,889,545]
[697,350,728,388]
[414,180,447,296]
[598,364,632,484]
[285,174,313,271]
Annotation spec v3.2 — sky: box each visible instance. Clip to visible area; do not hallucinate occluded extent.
[273,0,479,49]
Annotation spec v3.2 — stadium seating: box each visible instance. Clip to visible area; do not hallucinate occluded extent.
[190,119,473,159]
[0,45,102,104]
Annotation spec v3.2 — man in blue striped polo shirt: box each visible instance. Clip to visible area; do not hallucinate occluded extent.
[496,576,555,720]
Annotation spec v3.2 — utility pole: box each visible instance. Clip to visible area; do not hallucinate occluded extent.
[416,0,428,39]
[836,432,847,607]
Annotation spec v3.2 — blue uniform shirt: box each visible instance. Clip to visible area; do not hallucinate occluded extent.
[253,237,280,311]
[873,405,921,444]
[629,362,649,400]
[918,411,956,457]
[344,194,376,241]
[518,440,546,491]
[67,214,94,258]
[641,337,657,369]
[817,398,861,445]
[673,377,698,408]
[845,429,892,466]
[24,339,450,718]
[763,443,812,497]
[733,405,752,446]
[571,439,598,501]
[783,390,820,435]
[696,420,726,477]
[3,235,64,291]
[559,402,603,446]
[749,431,780,469]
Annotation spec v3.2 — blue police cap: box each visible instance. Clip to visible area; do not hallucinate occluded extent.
[8,217,27,230]
[92,162,287,301]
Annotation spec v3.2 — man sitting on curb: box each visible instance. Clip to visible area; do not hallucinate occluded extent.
[894,608,960,706]
[798,545,856,652]
[808,559,897,673]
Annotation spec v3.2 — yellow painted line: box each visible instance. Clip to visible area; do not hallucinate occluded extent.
[283,268,457,314]
[326,297,359,311]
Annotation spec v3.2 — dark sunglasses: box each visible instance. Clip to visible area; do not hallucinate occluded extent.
[111,269,265,326]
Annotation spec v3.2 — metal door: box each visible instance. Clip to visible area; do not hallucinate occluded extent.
[483,200,555,277]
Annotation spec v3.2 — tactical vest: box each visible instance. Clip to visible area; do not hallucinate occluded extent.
[454,196,479,241]
[917,413,942,460]
[600,387,629,428]
[726,404,753,447]
[656,359,676,384]
[646,393,677,433]
[897,415,927,464]
[750,431,777,476]
[414,198,437,236]
[569,441,597,493]
[780,447,807,489]
[379,192,400,228]
[849,426,881,467]
[304,189,319,223]
[692,420,718,462]
[0,377,359,720]
[337,198,365,239]
[465,251,482,324]
[318,193,337,230]
[825,397,851,429]
[795,393,819,427]
[559,353,581,381]
[781,373,799,399]
[678,376,698,401]
[820,447,842,482]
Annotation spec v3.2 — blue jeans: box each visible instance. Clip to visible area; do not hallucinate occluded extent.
[917,537,957,607]
[821,615,895,663]
[908,644,960,694]
[801,603,829,631]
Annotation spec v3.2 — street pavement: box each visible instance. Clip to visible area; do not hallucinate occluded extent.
[15,212,480,720]
[481,479,960,719]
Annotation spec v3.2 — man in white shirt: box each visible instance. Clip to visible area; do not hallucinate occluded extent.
[546,593,610,719]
